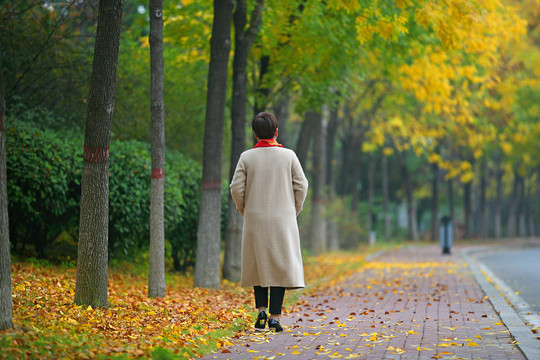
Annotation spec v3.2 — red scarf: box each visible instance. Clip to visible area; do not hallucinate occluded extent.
[254,139,283,148]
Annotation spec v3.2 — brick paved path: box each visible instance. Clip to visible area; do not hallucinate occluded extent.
[202,246,526,359]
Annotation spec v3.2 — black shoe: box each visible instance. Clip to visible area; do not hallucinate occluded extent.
[268,318,283,332]
[254,311,267,330]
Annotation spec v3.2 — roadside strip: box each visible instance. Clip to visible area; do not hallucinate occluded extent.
[463,249,540,360]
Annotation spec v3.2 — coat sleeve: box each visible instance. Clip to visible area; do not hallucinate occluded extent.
[230,155,247,216]
[291,154,309,216]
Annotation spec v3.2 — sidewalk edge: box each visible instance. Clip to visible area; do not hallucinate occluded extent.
[462,250,540,360]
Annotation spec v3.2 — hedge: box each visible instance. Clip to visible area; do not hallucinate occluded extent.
[5,113,216,270]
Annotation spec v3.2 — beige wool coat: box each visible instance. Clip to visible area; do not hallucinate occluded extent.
[230,146,309,289]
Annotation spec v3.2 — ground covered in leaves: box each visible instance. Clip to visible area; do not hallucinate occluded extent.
[202,246,532,360]
[1,248,373,359]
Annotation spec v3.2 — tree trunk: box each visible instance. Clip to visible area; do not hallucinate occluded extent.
[382,154,391,242]
[518,175,527,237]
[223,0,263,282]
[148,0,166,298]
[326,105,339,251]
[295,113,316,169]
[0,56,14,330]
[494,159,502,239]
[367,153,376,244]
[479,161,487,239]
[254,55,270,115]
[402,153,418,241]
[308,110,326,254]
[194,0,234,289]
[273,88,290,148]
[526,175,535,237]
[338,137,354,196]
[351,143,362,213]
[506,169,518,238]
[75,0,124,308]
[448,178,455,240]
[431,162,438,242]
[463,181,472,240]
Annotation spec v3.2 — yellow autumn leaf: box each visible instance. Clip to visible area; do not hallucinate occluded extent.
[475,335,482,339]
[329,352,343,358]
[291,350,301,355]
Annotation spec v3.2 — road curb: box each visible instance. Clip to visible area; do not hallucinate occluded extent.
[463,249,540,360]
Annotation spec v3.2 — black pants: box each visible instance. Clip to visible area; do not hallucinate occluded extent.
[253,286,286,315]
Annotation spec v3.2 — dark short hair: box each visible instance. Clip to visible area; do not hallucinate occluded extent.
[252,112,278,139]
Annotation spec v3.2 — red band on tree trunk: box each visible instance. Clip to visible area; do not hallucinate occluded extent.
[201,180,222,191]
[83,146,110,163]
[151,168,165,179]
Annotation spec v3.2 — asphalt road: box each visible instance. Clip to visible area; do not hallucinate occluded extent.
[479,248,540,313]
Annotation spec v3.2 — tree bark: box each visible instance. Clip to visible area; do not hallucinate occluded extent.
[401,152,418,241]
[326,104,339,251]
[194,0,234,289]
[494,158,502,239]
[431,162,439,242]
[518,175,527,237]
[382,154,391,242]
[223,0,264,282]
[0,55,14,330]
[75,0,124,308]
[254,55,270,115]
[448,178,455,240]
[338,137,354,195]
[350,143,362,213]
[367,153,375,242]
[148,0,166,298]
[463,180,472,240]
[273,89,290,147]
[506,169,518,238]
[308,110,327,255]
[479,160,487,239]
[295,113,316,169]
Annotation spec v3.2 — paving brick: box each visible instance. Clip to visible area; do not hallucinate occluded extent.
[201,245,527,359]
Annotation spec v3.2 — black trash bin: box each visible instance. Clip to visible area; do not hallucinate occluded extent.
[439,216,453,255]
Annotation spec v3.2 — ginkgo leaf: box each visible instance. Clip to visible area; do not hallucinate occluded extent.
[329,352,343,358]
[291,350,301,355]
[466,342,479,346]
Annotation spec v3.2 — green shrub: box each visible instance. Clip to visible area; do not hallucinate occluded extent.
[6,119,82,258]
[5,113,220,269]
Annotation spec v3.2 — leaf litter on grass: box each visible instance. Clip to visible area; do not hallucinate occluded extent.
[2,249,373,359]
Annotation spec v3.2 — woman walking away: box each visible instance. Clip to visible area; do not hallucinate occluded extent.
[230,112,309,332]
